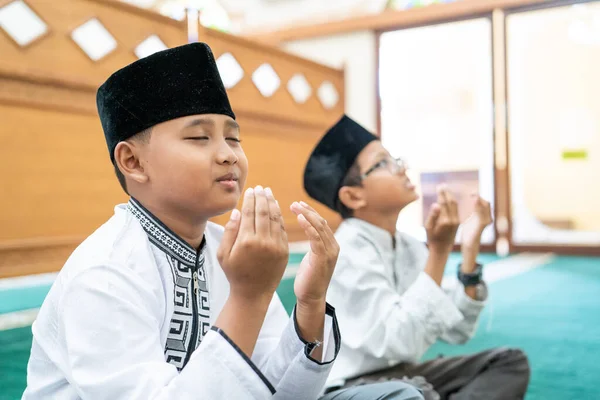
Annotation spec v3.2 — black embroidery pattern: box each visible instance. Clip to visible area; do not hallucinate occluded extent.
[127,199,210,371]
[127,199,196,265]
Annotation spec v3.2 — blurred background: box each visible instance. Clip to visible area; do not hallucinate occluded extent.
[1,0,599,398]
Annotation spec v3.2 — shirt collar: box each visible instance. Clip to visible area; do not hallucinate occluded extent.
[344,218,396,253]
[127,197,202,266]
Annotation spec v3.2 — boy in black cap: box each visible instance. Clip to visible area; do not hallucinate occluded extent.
[23,43,345,399]
[304,115,530,400]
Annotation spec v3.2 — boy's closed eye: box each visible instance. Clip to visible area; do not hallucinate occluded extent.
[185,136,209,141]
[183,136,241,144]
[373,159,389,169]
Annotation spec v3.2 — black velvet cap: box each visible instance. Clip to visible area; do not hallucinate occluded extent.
[97,42,235,163]
[303,115,378,211]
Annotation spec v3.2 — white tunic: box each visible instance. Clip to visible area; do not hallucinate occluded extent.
[23,199,340,400]
[326,218,486,385]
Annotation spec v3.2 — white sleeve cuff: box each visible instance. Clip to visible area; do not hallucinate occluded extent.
[292,303,341,365]
[403,272,464,335]
[196,327,275,398]
[451,282,487,318]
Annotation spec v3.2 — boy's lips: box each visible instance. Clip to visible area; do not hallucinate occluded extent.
[216,173,239,189]
[216,173,238,182]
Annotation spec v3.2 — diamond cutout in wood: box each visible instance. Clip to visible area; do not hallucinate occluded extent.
[252,63,280,98]
[0,1,48,47]
[287,73,312,104]
[216,52,244,89]
[135,35,168,59]
[71,18,117,61]
[317,81,339,109]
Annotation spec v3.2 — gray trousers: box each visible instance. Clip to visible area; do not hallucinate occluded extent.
[325,348,530,400]
[320,381,425,400]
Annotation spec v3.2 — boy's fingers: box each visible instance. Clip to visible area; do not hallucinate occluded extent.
[291,202,332,254]
[297,214,326,255]
[265,188,283,238]
[272,200,289,246]
[240,188,256,235]
[298,201,318,214]
[254,186,270,237]
[299,201,337,249]
[444,191,459,222]
[425,204,441,231]
[218,209,241,258]
[437,189,451,219]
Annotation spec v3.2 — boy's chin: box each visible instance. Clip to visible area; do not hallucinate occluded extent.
[408,191,420,203]
[203,196,240,219]
[395,192,419,210]
[210,203,239,218]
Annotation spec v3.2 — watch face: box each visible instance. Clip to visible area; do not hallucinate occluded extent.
[459,269,483,287]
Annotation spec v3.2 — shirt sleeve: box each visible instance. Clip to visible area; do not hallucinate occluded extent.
[250,294,341,399]
[327,248,464,364]
[439,279,488,344]
[408,237,488,346]
[58,265,275,400]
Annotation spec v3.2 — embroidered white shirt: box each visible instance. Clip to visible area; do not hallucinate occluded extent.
[23,199,340,400]
[326,218,486,385]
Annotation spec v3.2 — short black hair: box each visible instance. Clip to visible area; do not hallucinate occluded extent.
[113,127,152,195]
[335,161,362,219]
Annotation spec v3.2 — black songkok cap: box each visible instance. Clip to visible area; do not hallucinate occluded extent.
[97,42,234,163]
[303,115,378,211]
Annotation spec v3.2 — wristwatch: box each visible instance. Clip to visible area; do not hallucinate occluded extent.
[457,263,483,287]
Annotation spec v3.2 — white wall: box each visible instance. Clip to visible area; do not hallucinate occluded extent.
[282,31,378,132]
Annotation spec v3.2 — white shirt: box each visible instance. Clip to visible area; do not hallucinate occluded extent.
[326,218,486,385]
[23,199,340,400]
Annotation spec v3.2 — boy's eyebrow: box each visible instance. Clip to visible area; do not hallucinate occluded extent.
[183,118,215,130]
[225,119,240,132]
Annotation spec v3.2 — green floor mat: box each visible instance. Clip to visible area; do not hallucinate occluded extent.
[423,256,600,400]
[0,326,31,400]
[3,254,599,400]
[0,286,52,315]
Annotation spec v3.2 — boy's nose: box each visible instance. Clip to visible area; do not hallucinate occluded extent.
[217,145,238,165]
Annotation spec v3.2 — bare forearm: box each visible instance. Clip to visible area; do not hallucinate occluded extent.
[295,299,326,361]
[462,234,483,299]
[214,293,272,358]
[424,245,452,286]
[461,241,481,274]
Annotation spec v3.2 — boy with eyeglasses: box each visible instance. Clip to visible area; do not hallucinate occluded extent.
[304,115,530,400]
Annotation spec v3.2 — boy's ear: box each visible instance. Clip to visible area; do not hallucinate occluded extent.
[114,141,149,185]
[338,186,367,213]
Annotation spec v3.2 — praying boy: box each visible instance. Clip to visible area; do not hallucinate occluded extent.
[22,43,343,400]
[304,115,530,400]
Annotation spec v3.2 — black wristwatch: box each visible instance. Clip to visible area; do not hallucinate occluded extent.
[457,263,483,287]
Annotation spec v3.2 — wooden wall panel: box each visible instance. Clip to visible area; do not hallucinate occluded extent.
[0,0,187,90]
[199,27,345,130]
[0,104,126,242]
[0,0,344,278]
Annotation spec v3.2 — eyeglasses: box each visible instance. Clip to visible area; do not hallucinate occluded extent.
[360,157,408,180]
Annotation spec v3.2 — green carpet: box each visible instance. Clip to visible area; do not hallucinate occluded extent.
[2,255,599,399]
[0,327,31,400]
[423,256,600,399]
[0,286,51,315]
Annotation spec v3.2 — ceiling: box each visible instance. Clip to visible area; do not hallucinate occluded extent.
[121,0,389,33]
